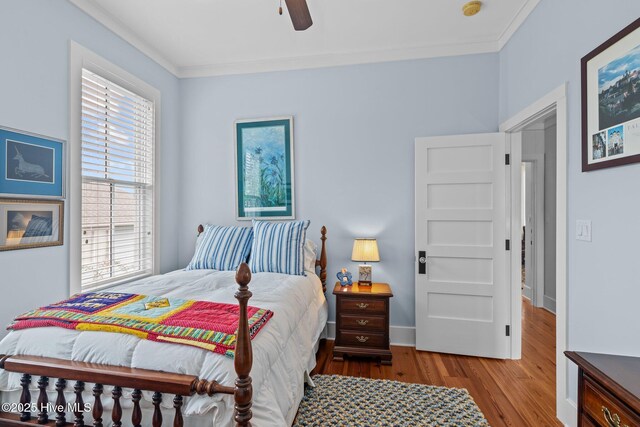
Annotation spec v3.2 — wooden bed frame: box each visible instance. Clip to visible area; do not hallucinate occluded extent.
[0,225,327,427]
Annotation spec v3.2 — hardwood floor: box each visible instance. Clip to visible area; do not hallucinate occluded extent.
[313,300,561,426]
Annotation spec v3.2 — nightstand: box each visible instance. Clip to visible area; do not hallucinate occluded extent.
[332,282,393,365]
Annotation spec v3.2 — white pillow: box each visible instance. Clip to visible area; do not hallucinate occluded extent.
[304,239,318,273]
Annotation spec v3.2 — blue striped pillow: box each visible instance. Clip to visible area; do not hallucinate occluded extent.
[186,225,253,271]
[249,220,310,276]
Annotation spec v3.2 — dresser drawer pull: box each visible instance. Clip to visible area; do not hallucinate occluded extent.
[356,319,369,326]
[602,406,628,427]
[356,303,369,309]
[356,336,369,343]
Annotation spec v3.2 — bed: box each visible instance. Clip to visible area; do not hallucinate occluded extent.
[0,225,328,427]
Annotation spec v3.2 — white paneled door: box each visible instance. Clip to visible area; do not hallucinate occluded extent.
[415,133,510,358]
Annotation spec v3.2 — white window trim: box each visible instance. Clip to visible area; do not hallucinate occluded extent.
[69,41,161,295]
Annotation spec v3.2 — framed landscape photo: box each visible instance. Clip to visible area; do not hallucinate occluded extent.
[235,117,294,220]
[582,18,640,171]
[0,126,65,197]
[0,198,64,251]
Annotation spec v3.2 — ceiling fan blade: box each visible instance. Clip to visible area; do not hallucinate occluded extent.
[284,0,313,31]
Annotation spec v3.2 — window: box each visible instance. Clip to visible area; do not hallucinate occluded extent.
[80,68,155,290]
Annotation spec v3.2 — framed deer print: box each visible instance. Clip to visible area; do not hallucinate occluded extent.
[0,126,65,198]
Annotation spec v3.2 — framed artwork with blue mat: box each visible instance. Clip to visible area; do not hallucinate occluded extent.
[0,126,65,198]
[235,117,294,220]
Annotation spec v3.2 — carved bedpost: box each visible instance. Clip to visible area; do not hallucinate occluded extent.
[55,378,67,426]
[197,224,204,236]
[234,263,253,427]
[319,226,327,293]
[37,376,50,424]
[92,384,103,427]
[19,373,32,422]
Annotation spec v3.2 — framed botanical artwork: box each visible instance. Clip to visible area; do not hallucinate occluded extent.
[582,17,640,171]
[0,198,64,251]
[0,126,65,197]
[235,117,295,220]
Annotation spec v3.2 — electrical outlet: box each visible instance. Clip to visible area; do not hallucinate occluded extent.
[576,220,592,242]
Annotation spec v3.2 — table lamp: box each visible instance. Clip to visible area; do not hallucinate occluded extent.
[351,238,380,285]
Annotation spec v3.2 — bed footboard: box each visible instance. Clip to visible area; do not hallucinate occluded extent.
[0,263,254,427]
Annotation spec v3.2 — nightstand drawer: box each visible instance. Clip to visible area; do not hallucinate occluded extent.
[340,298,386,314]
[583,376,640,427]
[339,331,385,348]
[339,314,385,331]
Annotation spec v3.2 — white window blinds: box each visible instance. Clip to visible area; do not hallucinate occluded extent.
[81,68,155,290]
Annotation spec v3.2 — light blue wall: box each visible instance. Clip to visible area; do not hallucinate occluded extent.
[499,0,640,400]
[178,54,500,327]
[8,2,634,383]
[0,0,181,338]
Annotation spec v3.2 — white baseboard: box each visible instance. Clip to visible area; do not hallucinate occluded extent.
[388,325,416,347]
[325,322,416,347]
[325,321,336,339]
[559,397,577,427]
[544,295,556,313]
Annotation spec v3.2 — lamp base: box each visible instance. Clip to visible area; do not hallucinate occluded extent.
[358,265,372,286]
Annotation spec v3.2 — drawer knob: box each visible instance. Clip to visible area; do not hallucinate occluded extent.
[356,336,369,343]
[602,406,628,427]
[356,303,369,309]
[356,319,369,326]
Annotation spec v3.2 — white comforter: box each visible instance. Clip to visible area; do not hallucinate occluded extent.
[0,269,328,426]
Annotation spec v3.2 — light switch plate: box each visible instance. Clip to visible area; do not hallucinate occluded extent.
[576,220,592,242]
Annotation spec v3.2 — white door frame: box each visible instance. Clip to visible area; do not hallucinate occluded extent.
[499,83,573,426]
[521,154,545,308]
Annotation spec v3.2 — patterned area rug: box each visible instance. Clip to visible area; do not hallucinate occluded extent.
[293,375,490,427]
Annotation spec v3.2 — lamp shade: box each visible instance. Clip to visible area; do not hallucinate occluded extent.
[351,238,380,262]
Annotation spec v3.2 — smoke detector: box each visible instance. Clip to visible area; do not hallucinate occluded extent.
[462,1,482,17]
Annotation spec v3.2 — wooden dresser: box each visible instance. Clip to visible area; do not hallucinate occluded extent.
[565,351,640,427]
[332,282,392,365]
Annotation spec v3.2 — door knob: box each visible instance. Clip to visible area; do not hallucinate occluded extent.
[418,251,426,274]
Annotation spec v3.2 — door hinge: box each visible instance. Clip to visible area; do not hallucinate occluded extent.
[505,239,510,250]
[506,325,511,336]
[505,154,510,165]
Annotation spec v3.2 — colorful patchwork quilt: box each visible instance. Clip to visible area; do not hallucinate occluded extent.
[8,292,273,357]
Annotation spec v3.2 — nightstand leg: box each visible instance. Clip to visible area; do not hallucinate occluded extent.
[332,352,345,362]
[380,355,392,366]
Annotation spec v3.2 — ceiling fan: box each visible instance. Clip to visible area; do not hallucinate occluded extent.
[279,0,313,31]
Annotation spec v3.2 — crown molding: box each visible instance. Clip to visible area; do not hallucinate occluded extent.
[70,0,540,79]
[497,0,540,50]
[68,0,179,76]
[176,39,499,78]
